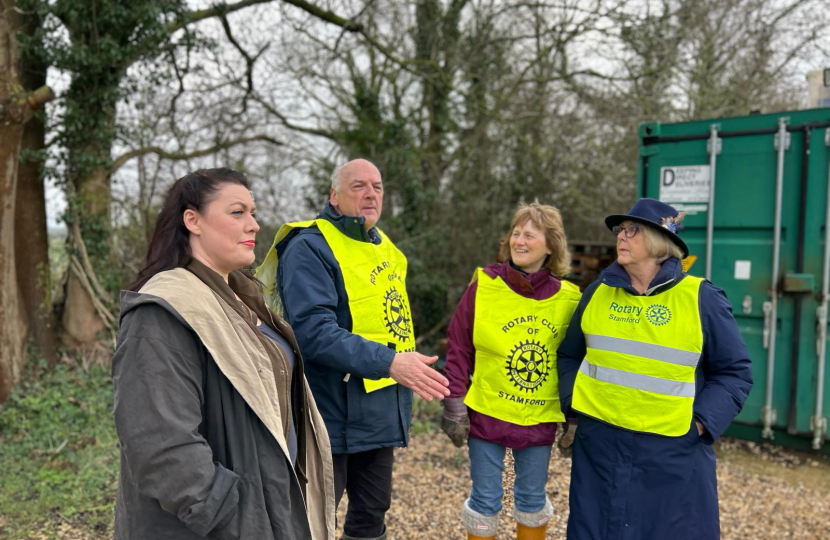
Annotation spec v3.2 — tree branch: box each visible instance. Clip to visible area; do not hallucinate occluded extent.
[171,0,364,35]
[1,84,54,124]
[252,94,337,140]
[281,0,363,30]
[170,0,276,33]
[27,85,55,109]
[283,0,420,72]
[219,13,270,116]
[109,135,284,174]
[168,0,419,78]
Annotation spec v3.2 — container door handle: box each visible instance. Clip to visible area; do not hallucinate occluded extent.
[763,300,773,349]
[705,124,721,280]
[811,127,830,449]
[762,118,789,440]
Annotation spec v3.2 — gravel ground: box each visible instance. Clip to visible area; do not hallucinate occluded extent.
[334,432,830,540]
[16,432,830,539]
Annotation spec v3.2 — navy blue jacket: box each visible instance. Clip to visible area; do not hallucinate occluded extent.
[276,204,411,454]
[557,257,752,540]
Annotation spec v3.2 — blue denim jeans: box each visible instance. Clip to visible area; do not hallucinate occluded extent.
[467,437,552,516]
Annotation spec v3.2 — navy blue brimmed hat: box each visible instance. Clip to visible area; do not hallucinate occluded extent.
[605,198,689,258]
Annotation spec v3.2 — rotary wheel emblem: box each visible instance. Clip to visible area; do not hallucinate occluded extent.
[646,304,671,326]
[383,287,412,341]
[505,340,550,393]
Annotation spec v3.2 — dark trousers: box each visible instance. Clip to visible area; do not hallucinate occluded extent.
[333,447,394,538]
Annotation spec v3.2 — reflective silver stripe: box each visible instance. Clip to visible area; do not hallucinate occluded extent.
[585,334,700,367]
[579,360,696,397]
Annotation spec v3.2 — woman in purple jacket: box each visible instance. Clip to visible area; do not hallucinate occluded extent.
[441,202,581,540]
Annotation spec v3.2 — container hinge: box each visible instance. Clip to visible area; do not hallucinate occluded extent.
[707,134,722,155]
[761,406,777,439]
[741,295,752,315]
[762,300,773,349]
[811,416,827,449]
[817,304,828,356]
[640,145,659,157]
[774,131,791,151]
[825,127,830,147]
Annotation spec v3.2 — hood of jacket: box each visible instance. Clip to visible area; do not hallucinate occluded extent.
[317,202,381,244]
[482,260,562,299]
[273,202,381,261]
[598,256,685,296]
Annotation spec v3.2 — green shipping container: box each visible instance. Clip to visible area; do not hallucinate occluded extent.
[638,108,830,451]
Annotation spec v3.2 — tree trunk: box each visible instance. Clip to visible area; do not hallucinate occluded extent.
[60,163,111,349]
[0,120,27,404]
[0,0,32,402]
[53,0,285,350]
[58,72,118,350]
[15,6,58,366]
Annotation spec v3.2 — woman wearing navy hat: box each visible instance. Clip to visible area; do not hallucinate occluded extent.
[556,198,753,540]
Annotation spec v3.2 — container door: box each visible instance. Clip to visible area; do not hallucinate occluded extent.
[640,122,803,435]
[799,127,830,445]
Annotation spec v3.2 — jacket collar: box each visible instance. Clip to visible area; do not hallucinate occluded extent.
[599,257,684,296]
[186,259,300,351]
[318,202,380,244]
[483,260,555,298]
[186,259,245,315]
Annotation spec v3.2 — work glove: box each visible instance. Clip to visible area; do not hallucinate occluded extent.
[558,418,577,458]
[441,397,470,448]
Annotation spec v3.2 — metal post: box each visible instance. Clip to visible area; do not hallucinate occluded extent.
[762,118,790,439]
[812,127,830,449]
[706,124,721,281]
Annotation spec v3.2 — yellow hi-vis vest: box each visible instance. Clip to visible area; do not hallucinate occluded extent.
[464,269,581,425]
[572,275,704,436]
[257,219,415,393]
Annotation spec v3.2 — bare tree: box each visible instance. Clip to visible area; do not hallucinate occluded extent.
[229,0,630,327]
[32,0,354,349]
[7,0,823,372]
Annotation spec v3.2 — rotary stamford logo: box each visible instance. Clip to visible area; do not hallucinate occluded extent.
[383,287,412,341]
[505,340,550,393]
[646,304,671,326]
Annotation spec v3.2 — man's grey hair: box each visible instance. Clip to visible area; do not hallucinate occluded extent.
[331,163,347,193]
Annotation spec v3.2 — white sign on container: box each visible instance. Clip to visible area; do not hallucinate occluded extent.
[659,165,711,203]
[734,260,751,280]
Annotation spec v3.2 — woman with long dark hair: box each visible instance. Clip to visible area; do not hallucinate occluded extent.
[112,168,335,540]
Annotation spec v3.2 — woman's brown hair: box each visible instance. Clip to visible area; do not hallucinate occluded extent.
[497,201,572,276]
[130,168,250,291]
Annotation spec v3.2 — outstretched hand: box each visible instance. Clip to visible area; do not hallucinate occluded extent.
[389,352,450,401]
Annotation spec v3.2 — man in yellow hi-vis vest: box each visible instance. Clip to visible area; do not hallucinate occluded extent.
[258,159,449,540]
